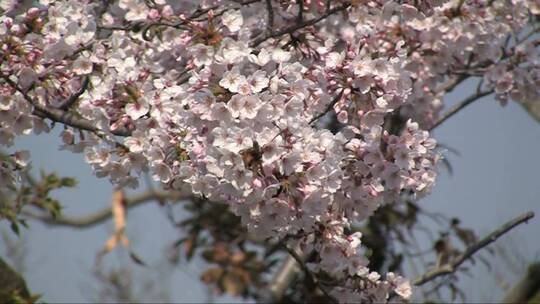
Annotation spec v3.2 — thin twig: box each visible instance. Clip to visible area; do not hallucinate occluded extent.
[140,0,261,41]
[428,89,493,131]
[309,89,344,125]
[250,3,350,47]
[435,75,468,95]
[22,190,189,229]
[414,211,535,286]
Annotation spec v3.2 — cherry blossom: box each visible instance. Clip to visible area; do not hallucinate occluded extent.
[1,0,539,302]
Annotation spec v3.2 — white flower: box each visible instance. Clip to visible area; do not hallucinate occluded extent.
[353,76,374,94]
[227,94,260,120]
[219,68,245,93]
[123,1,148,22]
[13,115,33,135]
[190,44,214,67]
[73,56,93,75]
[326,52,345,68]
[222,10,243,32]
[60,129,75,145]
[124,136,145,153]
[240,95,261,119]
[281,151,302,175]
[18,68,37,90]
[125,99,149,120]
[228,94,245,118]
[218,39,251,64]
[12,150,30,168]
[351,57,372,76]
[248,71,269,93]
[224,127,253,153]
[388,273,412,300]
[237,78,253,95]
[394,146,414,170]
[43,40,73,61]
[249,49,271,66]
[151,161,172,183]
[272,48,291,64]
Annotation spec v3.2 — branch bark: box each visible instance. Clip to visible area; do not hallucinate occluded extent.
[22,190,190,229]
[414,211,535,286]
[258,250,302,303]
[259,243,337,303]
[58,76,90,111]
[265,0,274,34]
[281,244,337,303]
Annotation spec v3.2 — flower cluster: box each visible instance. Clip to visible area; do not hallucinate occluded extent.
[1,0,538,302]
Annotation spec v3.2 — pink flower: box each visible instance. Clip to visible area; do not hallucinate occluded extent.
[125,99,149,120]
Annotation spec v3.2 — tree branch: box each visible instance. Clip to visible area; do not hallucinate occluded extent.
[58,76,90,111]
[428,89,493,131]
[281,244,337,303]
[250,3,350,47]
[1,75,130,137]
[297,0,304,24]
[139,0,261,41]
[434,75,468,95]
[265,0,274,34]
[259,250,301,303]
[414,211,535,286]
[309,89,344,125]
[259,243,337,303]
[21,190,190,229]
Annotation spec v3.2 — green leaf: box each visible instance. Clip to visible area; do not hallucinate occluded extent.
[60,177,77,188]
[0,257,31,302]
[10,222,19,236]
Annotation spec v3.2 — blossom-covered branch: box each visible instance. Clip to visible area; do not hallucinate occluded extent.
[0,75,130,137]
[250,3,350,47]
[1,0,538,302]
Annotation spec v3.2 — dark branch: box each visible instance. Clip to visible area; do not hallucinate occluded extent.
[265,0,274,34]
[414,211,535,286]
[429,89,493,131]
[59,76,90,110]
[309,89,344,125]
[259,251,301,303]
[281,244,337,303]
[435,75,468,95]
[297,0,304,24]
[250,3,350,47]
